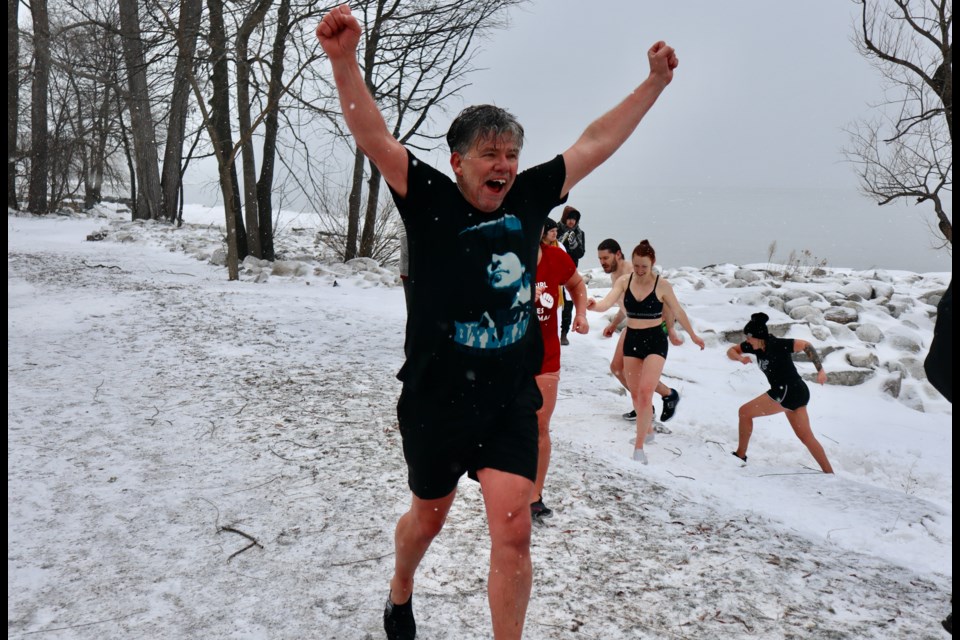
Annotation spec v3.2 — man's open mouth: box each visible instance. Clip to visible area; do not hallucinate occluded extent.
[486,179,507,193]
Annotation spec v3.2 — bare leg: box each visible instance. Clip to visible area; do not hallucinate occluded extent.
[532,372,559,501]
[624,354,665,452]
[785,406,834,473]
[610,329,629,391]
[612,330,670,398]
[388,490,457,605]
[735,393,785,459]
[476,468,534,640]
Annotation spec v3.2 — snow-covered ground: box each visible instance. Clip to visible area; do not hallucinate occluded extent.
[7,206,952,639]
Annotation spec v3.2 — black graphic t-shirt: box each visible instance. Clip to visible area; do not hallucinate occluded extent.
[390,149,566,411]
[740,336,801,387]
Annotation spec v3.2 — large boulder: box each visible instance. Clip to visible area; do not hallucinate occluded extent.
[855,323,883,344]
[839,281,874,300]
[788,305,823,323]
[881,372,903,398]
[825,321,857,341]
[272,260,310,277]
[824,306,858,324]
[782,288,820,302]
[884,356,926,379]
[810,369,875,386]
[871,282,895,301]
[733,268,761,283]
[346,257,380,271]
[883,326,924,354]
[846,350,879,369]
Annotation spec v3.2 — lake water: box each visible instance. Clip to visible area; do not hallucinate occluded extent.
[570,186,952,274]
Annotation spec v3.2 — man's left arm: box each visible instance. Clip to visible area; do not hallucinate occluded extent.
[561,41,678,197]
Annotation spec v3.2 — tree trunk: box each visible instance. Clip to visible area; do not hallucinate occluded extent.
[7,0,19,210]
[27,0,50,214]
[207,0,246,264]
[344,147,365,260]
[358,161,382,258]
[256,0,290,262]
[160,0,203,223]
[117,0,163,221]
[235,0,273,259]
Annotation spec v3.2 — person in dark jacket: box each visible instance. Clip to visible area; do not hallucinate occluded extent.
[923,280,952,635]
[558,206,585,345]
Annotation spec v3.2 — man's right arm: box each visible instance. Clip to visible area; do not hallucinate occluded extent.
[317,5,408,197]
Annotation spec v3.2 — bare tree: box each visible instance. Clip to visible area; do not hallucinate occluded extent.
[160,0,203,223]
[117,0,163,220]
[847,0,952,245]
[329,0,527,261]
[28,0,51,214]
[8,0,20,209]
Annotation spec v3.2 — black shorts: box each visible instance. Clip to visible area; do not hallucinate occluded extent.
[767,379,810,411]
[623,325,668,360]
[396,376,542,500]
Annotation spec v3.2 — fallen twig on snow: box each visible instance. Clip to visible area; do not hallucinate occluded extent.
[220,526,264,561]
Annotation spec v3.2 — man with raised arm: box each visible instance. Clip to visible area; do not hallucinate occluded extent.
[316,5,678,638]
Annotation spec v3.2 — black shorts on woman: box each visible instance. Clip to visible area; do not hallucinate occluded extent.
[623,324,668,360]
[766,378,810,411]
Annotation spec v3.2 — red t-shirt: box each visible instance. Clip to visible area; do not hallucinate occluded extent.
[535,244,576,374]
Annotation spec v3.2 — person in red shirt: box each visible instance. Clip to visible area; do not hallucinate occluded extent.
[531,219,588,518]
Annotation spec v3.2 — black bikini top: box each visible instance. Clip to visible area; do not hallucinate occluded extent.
[623,274,663,320]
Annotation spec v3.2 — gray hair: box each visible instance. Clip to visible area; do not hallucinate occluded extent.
[446,105,525,155]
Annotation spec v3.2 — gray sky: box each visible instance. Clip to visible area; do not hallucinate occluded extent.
[184,0,950,271]
[424,0,885,190]
[414,0,952,272]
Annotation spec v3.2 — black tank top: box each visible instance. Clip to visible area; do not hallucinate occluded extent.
[624,274,663,320]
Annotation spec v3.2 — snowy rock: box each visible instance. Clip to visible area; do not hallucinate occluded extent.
[884,298,912,318]
[845,350,879,369]
[840,281,874,300]
[809,325,831,341]
[346,257,380,271]
[871,282,895,301]
[855,323,883,344]
[254,271,270,284]
[898,383,926,412]
[733,269,761,283]
[883,326,924,353]
[817,369,876,386]
[881,372,903,398]
[209,248,227,266]
[823,306,858,324]
[784,297,813,313]
[271,260,309,277]
[765,297,785,313]
[918,289,945,307]
[788,305,822,322]
[725,279,748,288]
[825,321,857,342]
[782,288,819,302]
[884,356,926,380]
[242,255,264,272]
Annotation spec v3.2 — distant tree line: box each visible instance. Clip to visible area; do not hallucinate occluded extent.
[9,0,525,279]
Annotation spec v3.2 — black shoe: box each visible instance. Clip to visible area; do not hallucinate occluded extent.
[622,409,637,421]
[530,497,553,519]
[943,611,952,634]
[384,594,416,640]
[560,332,570,346]
[731,451,747,463]
[660,389,680,422]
